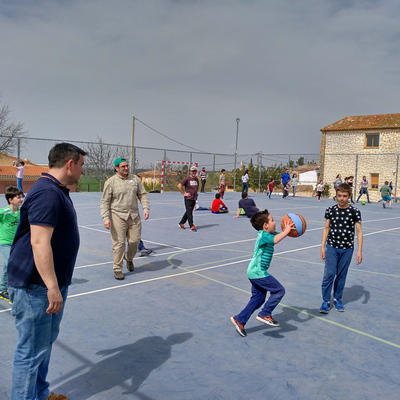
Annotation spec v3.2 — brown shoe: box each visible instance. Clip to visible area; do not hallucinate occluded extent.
[46,392,69,400]
[126,260,134,272]
[114,271,124,280]
[124,254,134,271]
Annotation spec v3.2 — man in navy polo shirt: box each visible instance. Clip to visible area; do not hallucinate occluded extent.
[8,143,87,400]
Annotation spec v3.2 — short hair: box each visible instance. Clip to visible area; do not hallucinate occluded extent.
[241,192,248,199]
[336,183,352,196]
[385,181,389,185]
[221,169,226,173]
[19,160,25,166]
[48,143,87,169]
[215,193,220,199]
[250,209,270,231]
[5,186,23,204]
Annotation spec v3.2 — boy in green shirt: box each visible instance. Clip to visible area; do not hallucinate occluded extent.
[0,186,23,303]
[230,209,292,337]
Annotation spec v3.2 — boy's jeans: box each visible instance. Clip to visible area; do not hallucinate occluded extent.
[235,275,285,325]
[17,178,23,192]
[0,243,11,291]
[9,284,68,400]
[321,245,354,302]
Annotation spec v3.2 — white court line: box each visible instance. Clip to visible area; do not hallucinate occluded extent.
[67,225,400,297]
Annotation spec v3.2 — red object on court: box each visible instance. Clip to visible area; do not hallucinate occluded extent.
[281,213,307,238]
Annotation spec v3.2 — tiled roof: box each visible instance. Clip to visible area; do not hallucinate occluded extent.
[0,152,48,178]
[0,165,49,179]
[321,113,400,132]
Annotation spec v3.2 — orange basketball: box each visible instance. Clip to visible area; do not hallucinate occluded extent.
[281,213,307,238]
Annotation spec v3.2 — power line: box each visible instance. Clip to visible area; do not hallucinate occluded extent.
[135,118,207,153]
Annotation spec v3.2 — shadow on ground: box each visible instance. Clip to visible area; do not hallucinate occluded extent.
[53,332,193,399]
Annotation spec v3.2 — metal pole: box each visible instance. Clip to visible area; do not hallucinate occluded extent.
[395,154,399,198]
[130,116,135,174]
[212,154,216,192]
[17,138,21,165]
[258,152,262,193]
[99,142,103,192]
[234,118,240,191]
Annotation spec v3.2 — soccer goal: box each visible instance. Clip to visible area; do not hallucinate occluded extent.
[161,161,198,193]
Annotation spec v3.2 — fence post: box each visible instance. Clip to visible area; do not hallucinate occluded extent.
[212,154,216,192]
[354,154,359,194]
[17,138,21,165]
[258,152,262,193]
[395,154,399,198]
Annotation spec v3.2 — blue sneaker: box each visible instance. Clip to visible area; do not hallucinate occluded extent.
[319,301,330,313]
[334,299,345,312]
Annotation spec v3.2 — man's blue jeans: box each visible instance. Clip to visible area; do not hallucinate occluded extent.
[235,275,285,325]
[0,243,11,291]
[321,245,353,302]
[9,285,68,400]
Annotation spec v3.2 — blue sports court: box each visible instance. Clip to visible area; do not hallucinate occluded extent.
[0,192,399,399]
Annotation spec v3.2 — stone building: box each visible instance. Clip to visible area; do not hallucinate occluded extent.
[320,113,400,201]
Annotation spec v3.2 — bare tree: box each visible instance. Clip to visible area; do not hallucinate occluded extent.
[0,94,28,153]
[84,136,130,184]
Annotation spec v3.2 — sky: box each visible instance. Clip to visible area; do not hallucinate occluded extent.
[1,0,400,165]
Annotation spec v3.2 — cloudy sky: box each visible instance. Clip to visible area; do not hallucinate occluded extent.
[1,0,400,165]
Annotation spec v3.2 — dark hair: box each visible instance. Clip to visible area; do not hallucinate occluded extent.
[221,169,226,173]
[19,160,25,166]
[5,186,23,204]
[241,192,248,199]
[250,209,270,231]
[245,170,249,174]
[336,183,352,196]
[385,181,389,185]
[215,193,220,199]
[48,143,87,169]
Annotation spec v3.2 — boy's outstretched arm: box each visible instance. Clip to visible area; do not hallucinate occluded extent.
[233,208,242,218]
[320,219,330,261]
[355,222,363,265]
[274,221,293,244]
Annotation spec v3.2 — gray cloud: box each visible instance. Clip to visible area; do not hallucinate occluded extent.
[1,0,399,163]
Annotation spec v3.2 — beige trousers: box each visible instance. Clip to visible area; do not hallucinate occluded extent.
[110,213,141,272]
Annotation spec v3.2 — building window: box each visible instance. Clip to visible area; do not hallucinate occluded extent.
[365,134,379,148]
[370,173,379,190]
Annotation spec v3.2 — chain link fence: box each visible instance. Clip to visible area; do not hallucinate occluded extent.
[6,136,398,200]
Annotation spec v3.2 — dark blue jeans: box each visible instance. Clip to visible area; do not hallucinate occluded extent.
[321,245,353,301]
[235,275,285,325]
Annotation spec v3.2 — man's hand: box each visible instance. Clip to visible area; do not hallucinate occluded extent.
[46,287,64,314]
[104,220,111,230]
[356,250,362,265]
[144,211,149,220]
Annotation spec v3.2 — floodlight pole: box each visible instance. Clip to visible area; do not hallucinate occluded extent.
[233,118,240,192]
[130,116,135,174]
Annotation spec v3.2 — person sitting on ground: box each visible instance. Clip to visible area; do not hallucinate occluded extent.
[234,192,259,219]
[211,193,229,214]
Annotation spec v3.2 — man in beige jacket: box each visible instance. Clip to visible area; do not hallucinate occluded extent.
[100,157,150,280]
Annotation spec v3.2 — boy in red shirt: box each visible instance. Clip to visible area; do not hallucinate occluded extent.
[211,193,229,213]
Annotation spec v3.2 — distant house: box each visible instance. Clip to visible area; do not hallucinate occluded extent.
[320,113,400,201]
[0,153,78,194]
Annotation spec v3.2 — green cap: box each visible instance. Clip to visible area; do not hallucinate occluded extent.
[114,157,127,167]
